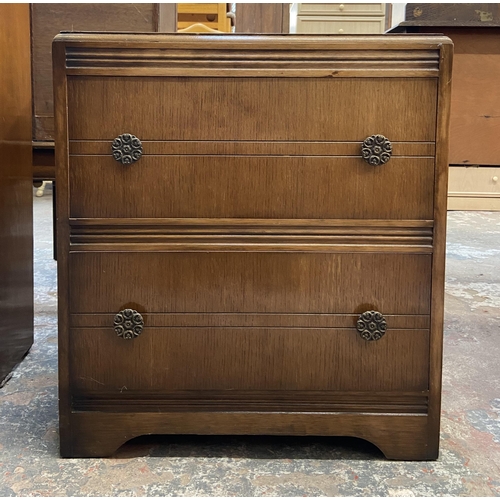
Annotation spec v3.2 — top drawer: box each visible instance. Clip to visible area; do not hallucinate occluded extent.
[67,77,437,142]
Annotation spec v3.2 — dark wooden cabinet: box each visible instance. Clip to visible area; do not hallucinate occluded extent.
[53,33,452,459]
[235,3,290,33]
[0,4,34,385]
[389,3,500,209]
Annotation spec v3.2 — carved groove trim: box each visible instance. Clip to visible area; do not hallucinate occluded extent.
[71,313,430,330]
[356,311,387,341]
[72,390,429,414]
[70,140,436,158]
[64,43,441,77]
[69,221,433,249]
[70,218,434,229]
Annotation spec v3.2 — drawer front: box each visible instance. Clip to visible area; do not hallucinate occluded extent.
[68,252,432,315]
[296,16,386,35]
[69,327,429,394]
[67,77,437,142]
[448,166,500,197]
[297,3,386,16]
[69,156,435,220]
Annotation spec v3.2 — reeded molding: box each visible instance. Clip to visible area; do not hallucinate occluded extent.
[57,34,446,77]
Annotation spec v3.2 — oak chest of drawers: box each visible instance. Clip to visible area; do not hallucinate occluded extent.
[53,33,452,459]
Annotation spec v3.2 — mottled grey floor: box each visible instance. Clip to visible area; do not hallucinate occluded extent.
[0,189,499,496]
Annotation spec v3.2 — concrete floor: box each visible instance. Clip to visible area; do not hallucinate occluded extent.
[0,189,499,496]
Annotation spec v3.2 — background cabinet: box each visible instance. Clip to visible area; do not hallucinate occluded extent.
[389,3,500,210]
[177,3,234,32]
[291,3,386,34]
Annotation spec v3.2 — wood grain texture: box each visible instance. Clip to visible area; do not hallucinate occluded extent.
[68,155,435,220]
[428,38,453,460]
[65,412,435,460]
[68,252,432,315]
[388,25,500,166]
[54,33,452,459]
[236,3,290,33]
[70,327,430,393]
[72,391,429,414]
[69,218,434,253]
[67,76,437,141]
[447,30,500,165]
[69,140,436,157]
[30,3,175,180]
[70,313,430,329]
[30,3,158,141]
[0,4,34,385]
[53,36,72,454]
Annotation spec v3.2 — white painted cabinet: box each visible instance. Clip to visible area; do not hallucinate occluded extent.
[291,3,386,34]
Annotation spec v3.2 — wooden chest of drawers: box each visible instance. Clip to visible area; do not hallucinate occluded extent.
[53,33,452,459]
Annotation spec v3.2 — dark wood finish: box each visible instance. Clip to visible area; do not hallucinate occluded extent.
[236,3,290,33]
[402,3,500,26]
[53,33,453,459]
[0,4,34,386]
[33,142,56,180]
[389,6,500,167]
[70,327,430,393]
[68,412,434,460]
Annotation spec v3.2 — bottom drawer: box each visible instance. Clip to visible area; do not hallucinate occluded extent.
[448,166,500,210]
[296,16,385,34]
[70,326,430,395]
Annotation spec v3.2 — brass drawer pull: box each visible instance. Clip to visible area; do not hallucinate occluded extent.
[356,310,387,341]
[114,308,144,339]
[112,133,143,164]
[361,135,392,165]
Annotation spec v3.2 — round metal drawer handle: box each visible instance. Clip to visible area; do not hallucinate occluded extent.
[493,176,498,183]
[114,308,144,339]
[112,133,143,165]
[361,135,392,166]
[356,310,387,341]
